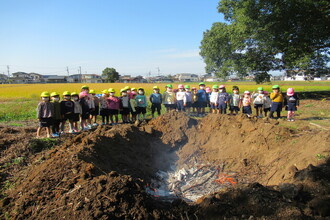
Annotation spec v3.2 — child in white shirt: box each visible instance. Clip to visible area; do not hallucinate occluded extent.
[210,85,219,114]
[176,84,187,112]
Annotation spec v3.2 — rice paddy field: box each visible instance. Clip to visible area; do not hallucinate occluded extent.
[0,81,330,99]
[0,81,329,123]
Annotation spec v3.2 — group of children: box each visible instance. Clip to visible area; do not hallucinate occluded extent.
[36,83,299,138]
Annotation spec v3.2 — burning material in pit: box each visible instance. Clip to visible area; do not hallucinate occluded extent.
[146,164,237,202]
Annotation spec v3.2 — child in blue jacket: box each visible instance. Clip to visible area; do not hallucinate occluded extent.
[136,88,148,121]
[218,85,229,114]
[149,86,162,118]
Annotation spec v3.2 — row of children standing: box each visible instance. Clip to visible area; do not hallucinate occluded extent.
[37,85,100,138]
[37,83,299,138]
[158,83,298,120]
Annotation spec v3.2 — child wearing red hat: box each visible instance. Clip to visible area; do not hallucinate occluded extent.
[284,88,299,121]
[242,91,252,117]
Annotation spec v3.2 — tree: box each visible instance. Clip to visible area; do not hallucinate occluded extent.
[200,0,330,83]
[102,67,120,83]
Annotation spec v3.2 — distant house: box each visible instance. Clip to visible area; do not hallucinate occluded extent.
[67,74,81,83]
[284,70,308,81]
[67,74,102,83]
[29,73,44,83]
[202,74,220,82]
[146,75,173,83]
[81,74,102,83]
[118,75,133,83]
[10,77,30,84]
[43,75,67,83]
[227,77,240,82]
[174,73,199,82]
[271,75,282,81]
[0,74,9,84]
[118,75,147,83]
[132,75,147,83]
[12,72,30,79]
[11,72,33,84]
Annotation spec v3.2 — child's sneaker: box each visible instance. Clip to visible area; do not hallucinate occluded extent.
[93,123,98,126]
[102,122,106,125]
[87,124,92,129]
[290,118,295,121]
[287,118,291,121]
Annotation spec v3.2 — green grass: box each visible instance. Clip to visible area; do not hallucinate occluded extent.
[7,122,24,127]
[316,154,327,160]
[0,100,37,122]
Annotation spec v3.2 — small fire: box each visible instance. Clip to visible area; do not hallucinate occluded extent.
[214,173,237,185]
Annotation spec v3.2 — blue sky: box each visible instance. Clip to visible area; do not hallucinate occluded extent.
[0,0,223,76]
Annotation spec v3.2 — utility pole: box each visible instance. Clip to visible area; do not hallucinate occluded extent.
[66,66,69,76]
[7,65,10,77]
[79,66,82,83]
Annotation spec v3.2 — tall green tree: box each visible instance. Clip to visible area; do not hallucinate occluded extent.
[200,0,330,83]
[102,67,120,83]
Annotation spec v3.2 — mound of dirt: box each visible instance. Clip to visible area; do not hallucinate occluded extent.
[1,124,185,219]
[176,113,329,186]
[0,111,329,219]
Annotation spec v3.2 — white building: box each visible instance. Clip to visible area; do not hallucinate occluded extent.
[174,73,199,82]
[283,70,309,81]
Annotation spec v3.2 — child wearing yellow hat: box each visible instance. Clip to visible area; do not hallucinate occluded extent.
[37,92,54,138]
[89,89,99,126]
[163,84,176,112]
[149,86,162,118]
[100,90,109,125]
[60,91,75,133]
[270,85,284,119]
[107,88,121,125]
[136,88,147,121]
[79,85,95,129]
[71,92,82,132]
[119,88,130,123]
[50,92,61,137]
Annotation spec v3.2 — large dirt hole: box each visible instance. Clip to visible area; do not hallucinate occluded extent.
[77,112,241,202]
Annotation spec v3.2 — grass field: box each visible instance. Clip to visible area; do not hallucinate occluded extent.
[0,81,329,123]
